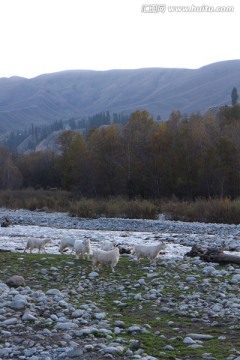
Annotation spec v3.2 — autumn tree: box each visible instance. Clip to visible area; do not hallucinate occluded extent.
[174,114,213,198]
[87,124,123,196]
[57,132,88,192]
[148,112,183,197]
[147,121,169,197]
[16,151,60,189]
[122,110,157,198]
[0,147,22,189]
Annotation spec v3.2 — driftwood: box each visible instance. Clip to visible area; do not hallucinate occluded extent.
[1,216,11,227]
[117,245,133,255]
[185,244,240,265]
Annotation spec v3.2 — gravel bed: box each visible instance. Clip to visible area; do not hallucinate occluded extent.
[1,208,240,250]
[0,208,240,359]
[1,208,240,236]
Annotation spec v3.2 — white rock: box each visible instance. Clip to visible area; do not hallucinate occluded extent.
[55,321,78,330]
[95,312,106,320]
[8,299,27,310]
[2,318,18,325]
[128,325,142,332]
[46,289,63,296]
[22,312,37,321]
[102,345,125,355]
[187,333,214,340]
[89,271,99,278]
[183,336,196,344]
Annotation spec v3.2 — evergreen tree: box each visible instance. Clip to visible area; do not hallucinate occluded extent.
[231,87,239,106]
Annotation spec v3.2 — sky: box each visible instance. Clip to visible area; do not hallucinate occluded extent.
[0,0,239,79]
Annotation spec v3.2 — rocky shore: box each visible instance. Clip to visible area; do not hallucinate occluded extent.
[1,207,240,251]
[0,208,240,359]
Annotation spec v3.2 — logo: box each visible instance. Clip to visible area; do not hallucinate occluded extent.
[141,4,166,13]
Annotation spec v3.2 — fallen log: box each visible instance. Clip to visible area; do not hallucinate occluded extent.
[185,245,240,265]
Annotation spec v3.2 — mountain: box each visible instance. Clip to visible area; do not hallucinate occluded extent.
[0,60,240,134]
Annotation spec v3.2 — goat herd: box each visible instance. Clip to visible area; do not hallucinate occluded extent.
[24,237,166,272]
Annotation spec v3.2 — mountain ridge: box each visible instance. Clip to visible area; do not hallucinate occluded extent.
[0,59,240,134]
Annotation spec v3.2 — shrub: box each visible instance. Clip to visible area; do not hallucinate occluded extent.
[124,199,158,219]
[161,197,240,224]
[69,197,158,219]
[0,189,72,212]
[69,198,100,218]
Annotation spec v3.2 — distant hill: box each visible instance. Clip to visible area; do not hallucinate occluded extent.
[0,60,240,134]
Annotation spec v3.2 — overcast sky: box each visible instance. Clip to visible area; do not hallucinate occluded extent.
[0,0,239,78]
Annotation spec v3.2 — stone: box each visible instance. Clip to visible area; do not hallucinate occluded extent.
[55,322,78,330]
[0,348,12,357]
[22,312,37,321]
[183,336,196,344]
[8,299,27,310]
[89,271,99,278]
[72,309,84,318]
[2,317,18,326]
[186,333,214,340]
[202,266,216,276]
[46,289,63,296]
[128,325,142,332]
[24,347,37,357]
[0,282,9,292]
[114,320,125,327]
[95,312,106,320]
[66,349,84,357]
[6,275,26,288]
[102,345,125,355]
[163,345,175,351]
[231,274,240,283]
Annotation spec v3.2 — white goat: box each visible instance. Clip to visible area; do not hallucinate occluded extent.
[100,240,115,251]
[74,238,91,260]
[92,247,120,272]
[24,238,51,253]
[134,242,165,263]
[59,238,76,253]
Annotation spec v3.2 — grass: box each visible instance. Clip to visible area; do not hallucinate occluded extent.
[1,252,240,359]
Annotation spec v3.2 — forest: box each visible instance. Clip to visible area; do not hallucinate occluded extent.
[0,104,240,201]
[2,111,129,152]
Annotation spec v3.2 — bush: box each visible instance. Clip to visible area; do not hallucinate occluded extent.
[69,197,159,219]
[2,189,240,224]
[124,199,158,219]
[161,197,240,224]
[69,198,100,218]
[0,189,72,212]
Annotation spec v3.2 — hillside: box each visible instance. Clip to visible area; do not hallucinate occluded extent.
[0,60,240,134]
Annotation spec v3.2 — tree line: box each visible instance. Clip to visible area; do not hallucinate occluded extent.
[0,105,240,200]
[3,111,129,152]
